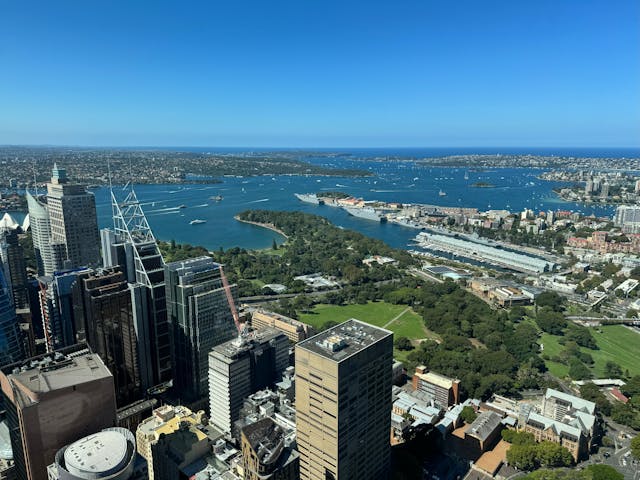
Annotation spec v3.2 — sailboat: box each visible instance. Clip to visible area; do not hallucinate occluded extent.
[439,189,447,197]
[464,171,469,180]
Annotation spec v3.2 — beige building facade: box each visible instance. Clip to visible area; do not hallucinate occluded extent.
[295,319,393,480]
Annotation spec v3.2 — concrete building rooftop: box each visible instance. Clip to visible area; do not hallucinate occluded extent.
[165,256,222,277]
[415,369,456,389]
[8,351,112,402]
[242,417,286,466]
[210,328,283,360]
[64,430,128,476]
[138,405,206,437]
[296,318,392,362]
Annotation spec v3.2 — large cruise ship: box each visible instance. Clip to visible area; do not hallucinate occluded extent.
[294,193,323,205]
[342,206,387,222]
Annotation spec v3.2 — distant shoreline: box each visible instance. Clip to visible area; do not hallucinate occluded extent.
[234,216,289,240]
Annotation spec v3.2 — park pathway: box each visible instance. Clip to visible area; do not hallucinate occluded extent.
[382,306,411,329]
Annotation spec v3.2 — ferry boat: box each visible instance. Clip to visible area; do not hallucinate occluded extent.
[189,219,206,225]
[342,206,387,222]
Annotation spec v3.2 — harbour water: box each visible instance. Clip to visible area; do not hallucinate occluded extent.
[6,149,635,251]
[93,163,617,251]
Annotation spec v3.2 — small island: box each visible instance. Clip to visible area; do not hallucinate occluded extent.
[470,182,496,188]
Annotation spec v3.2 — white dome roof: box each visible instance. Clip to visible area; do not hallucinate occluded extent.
[63,431,128,478]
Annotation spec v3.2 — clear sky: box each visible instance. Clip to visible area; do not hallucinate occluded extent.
[1,0,639,148]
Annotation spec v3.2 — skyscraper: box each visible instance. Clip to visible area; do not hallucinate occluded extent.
[25,192,64,276]
[614,205,640,234]
[208,329,289,434]
[0,345,116,480]
[0,230,29,309]
[45,164,100,269]
[104,189,171,387]
[295,319,393,480]
[164,256,238,405]
[76,267,142,407]
[37,268,91,352]
[0,268,24,367]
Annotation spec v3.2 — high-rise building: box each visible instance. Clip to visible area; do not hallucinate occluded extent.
[584,180,594,195]
[75,267,142,407]
[164,257,238,405]
[600,182,610,198]
[105,190,171,387]
[295,319,393,480]
[0,269,24,367]
[208,329,289,434]
[45,164,100,269]
[25,193,64,276]
[37,268,91,352]
[0,230,29,309]
[0,346,117,480]
[614,205,640,234]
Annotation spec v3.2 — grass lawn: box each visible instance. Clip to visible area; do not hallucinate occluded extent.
[299,301,408,330]
[257,246,287,257]
[299,301,431,362]
[539,333,570,378]
[539,326,640,379]
[590,326,640,377]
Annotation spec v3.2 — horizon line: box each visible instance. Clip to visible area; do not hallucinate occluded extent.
[2,144,640,151]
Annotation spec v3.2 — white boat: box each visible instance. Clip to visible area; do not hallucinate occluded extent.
[342,206,387,222]
[439,189,447,196]
[294,193,322,205]
[190,219,206,225]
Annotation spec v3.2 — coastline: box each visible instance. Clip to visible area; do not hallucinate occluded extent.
[234,216,289,240]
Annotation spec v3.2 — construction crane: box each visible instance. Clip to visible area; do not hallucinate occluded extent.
[219,264,243,335]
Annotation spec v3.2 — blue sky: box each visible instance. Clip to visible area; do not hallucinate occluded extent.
[1,0,639,147]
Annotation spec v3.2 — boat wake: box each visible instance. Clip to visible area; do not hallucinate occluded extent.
[245,198,270,204]
[147,206,181,213]
[147,210,180,216]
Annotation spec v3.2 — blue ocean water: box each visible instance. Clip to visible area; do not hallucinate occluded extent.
[6,149,638,251]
